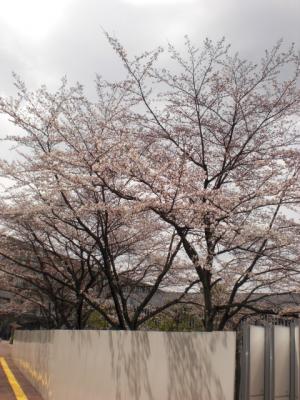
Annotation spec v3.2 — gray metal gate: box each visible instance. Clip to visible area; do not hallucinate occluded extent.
[239,320,299,400]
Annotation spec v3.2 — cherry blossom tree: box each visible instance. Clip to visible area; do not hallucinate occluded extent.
[102,35,300,330]
[0,235,95,329]
[0,36,299,331]
[0,78,191,330]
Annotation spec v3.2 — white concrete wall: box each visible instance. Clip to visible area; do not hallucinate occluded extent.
[13,330,236,400]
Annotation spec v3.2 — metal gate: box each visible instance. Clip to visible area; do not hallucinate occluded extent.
[238,319,299,400]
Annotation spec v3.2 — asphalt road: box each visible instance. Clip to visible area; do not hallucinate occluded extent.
[0,341,43,400]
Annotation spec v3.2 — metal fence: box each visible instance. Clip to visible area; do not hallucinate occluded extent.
[238,318,299,400]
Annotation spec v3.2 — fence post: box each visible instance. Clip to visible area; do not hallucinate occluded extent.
[239,323,250,400]
[290,323,296,400]
[264,324,274,400]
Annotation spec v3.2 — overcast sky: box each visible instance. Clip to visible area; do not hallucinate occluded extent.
[0,0,299,159]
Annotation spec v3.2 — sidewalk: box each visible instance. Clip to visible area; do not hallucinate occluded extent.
[0,341,43,400]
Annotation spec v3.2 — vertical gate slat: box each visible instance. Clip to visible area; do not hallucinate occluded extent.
[264,324,274,400]
[239,323,250,400]
[290,323,296,400]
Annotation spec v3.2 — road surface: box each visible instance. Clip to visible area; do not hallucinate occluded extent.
[0,341,43,400]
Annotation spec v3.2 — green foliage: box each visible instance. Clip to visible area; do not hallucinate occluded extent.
[87,308,203,332]
[144,308,203,332]
[87,311,110,329]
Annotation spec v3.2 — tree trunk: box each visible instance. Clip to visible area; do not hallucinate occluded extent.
[202,269,214,331]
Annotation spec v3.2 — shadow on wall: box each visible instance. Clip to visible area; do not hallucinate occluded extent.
[106,331,228,400]
[109,331,154,400]
[165,332,227,400]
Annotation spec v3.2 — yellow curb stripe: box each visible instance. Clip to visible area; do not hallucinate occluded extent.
[0,357,28,400]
